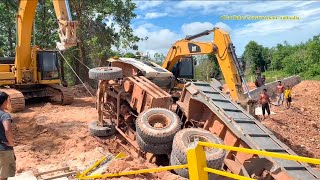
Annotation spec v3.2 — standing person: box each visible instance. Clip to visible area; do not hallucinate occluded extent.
[259,89,271,119]
[0,92,16,180]
[255,74,263,87]
[276,81,285,106]
[261,75,266,86]
[284,86,292,109]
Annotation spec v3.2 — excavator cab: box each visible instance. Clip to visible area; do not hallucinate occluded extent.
[37,51,60,80]
[173,56,195,79]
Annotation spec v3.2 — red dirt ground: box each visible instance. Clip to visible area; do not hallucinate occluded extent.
[260,80,320,169]
[12,94,184,179]
[11,80,320,178]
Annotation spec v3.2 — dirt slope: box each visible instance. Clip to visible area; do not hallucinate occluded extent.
[12,97,106,172]
[260,80,320,168]
[11,96,184,179]
[11,80,320,177]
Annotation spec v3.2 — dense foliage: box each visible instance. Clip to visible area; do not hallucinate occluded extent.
[195,54,221,81]
[0,0,140,85]
[243,36,320,79]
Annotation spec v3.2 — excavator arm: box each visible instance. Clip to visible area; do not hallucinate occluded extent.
[52,0,77,50]
[15,0,77,84]
[162,28,250,102]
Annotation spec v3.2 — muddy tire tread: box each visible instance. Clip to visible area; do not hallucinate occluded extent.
[136,108,181,144]
[89,67,123,80]
[136,133,172,155]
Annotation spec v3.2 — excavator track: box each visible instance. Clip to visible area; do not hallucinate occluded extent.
[48,85,74,105]
[0,88,25,113]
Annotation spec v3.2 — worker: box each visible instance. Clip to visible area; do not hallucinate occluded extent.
[255,74,263,87]
[284,86,292,109]
[276,81,285,106]
[261,75,266,86]
[0,92,16,180]
[259,89,271,120]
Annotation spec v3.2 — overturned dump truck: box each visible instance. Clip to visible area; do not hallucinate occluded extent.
[88,57,319,179]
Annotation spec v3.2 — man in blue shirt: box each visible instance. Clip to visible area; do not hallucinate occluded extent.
[0,92,15,179]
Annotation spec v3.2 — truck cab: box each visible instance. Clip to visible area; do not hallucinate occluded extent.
[108,57,175,91]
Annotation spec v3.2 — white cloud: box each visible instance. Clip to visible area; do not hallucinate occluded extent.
[235,20,300,36]
[133,23,180,57]
[175,1,228,10]
[173,1,315,14]
[293,7,320,19]
[233,1,298,14]
[181,22,214,36]
[145,12,168,19]
[181,21,232,41]
[230,9,320,55]
[104,16,121,33]
[132,1,320,58]
[214,22,232,33]
[134,1,163,10]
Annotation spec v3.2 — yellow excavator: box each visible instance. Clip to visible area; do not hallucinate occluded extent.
[162,27,251,103]
[0,0,77,112]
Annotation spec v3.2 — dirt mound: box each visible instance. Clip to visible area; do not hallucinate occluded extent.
[12,97,184,179]
[12,98,113,173]
[261,80,320,168]
[71,83,96,97]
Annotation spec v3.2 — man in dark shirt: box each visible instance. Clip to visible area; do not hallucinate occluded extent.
[259,89,271,120]
[0,92,15,179]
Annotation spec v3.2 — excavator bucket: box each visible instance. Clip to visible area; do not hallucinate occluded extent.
[56,21,78,50]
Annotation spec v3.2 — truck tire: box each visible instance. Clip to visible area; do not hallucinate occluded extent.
[170,149,220,180]
[136,133,172,155]
[136,108,181,144]
[170,153,189,178]
[89,67,123,80]
[88,121,115,137]
[171,128,226,171]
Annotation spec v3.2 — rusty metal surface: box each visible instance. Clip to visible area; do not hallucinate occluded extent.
[127,76,172,113]
[177,81,319,179]
[97,75,173,155]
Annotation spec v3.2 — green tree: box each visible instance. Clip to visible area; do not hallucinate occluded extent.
[68,0,141,84]
[0,0,17,56]
[261,47,272,70]
[195,54,220,81]
[153,52,165,65]
[0,0,141,86]
[207,53,221,79]
[243,41,265,73]
[35,0,59,49]
[124,52,136,58]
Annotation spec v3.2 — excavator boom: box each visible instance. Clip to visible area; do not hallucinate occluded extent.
[162,28,249,102]
[52,0,77,50]
[15,0,77,83]
[0,0,77,112]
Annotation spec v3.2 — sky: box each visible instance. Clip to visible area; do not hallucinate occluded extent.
[125,1,320,58]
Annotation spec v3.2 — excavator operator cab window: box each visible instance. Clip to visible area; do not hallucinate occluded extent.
[37,51,60,80]
[174,57,194,79]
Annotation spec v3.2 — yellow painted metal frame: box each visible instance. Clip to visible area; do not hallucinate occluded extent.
[6,0,76,85]
[76,142,320,180]
[0,79,15,86]
[0,73,15,80]
[77,152,126,179]
[161,28,244,102]
[198,142,320,165]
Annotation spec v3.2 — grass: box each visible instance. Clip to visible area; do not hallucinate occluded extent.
[245,70,320,84]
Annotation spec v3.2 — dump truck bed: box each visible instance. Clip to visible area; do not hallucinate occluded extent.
[177,81,319,179]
